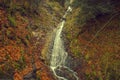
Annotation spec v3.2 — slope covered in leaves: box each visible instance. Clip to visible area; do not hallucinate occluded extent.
[0,0,64,80]
[63,0,120,80]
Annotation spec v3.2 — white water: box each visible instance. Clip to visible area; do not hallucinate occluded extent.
[50,6,79,80]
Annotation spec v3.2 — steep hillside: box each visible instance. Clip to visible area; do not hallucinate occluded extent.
[0,0,64,80]
[63,0,120,80]
[0,0,119,80]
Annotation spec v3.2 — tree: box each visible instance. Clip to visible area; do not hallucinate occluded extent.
[72,0,114,24]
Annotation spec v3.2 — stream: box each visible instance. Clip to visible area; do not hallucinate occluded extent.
[50,6,79,80]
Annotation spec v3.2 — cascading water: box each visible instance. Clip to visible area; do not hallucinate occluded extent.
[50,6,79,80]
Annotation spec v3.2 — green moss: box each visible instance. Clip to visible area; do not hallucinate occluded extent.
[8,15,16,27]
[13,62,21,70]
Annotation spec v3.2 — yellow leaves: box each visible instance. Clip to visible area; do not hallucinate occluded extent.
[88,60,92,65]
[85,54,90,60]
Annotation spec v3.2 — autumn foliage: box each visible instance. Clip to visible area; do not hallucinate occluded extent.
[0,0,60,80]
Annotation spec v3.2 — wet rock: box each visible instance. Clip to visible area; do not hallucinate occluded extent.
[55,67,77,80]
[65,55,82,70]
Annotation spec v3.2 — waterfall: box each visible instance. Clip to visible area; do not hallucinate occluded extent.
[50,6,79,80]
